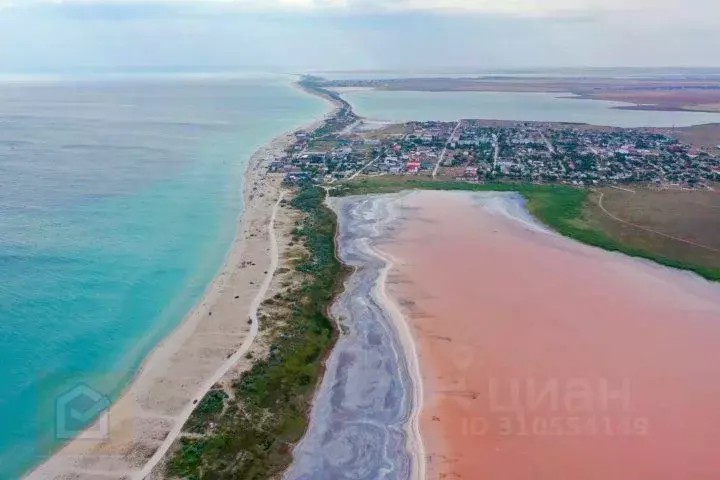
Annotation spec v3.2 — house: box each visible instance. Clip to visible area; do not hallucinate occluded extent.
[284,171,311,184]
[302,151,327,164]
[406,161,421,174]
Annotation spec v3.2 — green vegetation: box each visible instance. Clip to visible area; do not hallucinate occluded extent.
[184,389,228,434]
[333,178,720,282]
[166,177,717,478]
[167,183,345,479]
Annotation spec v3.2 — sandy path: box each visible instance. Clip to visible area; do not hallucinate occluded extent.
[348,151,384,180]
[135,191,284,480]
[432,120,462,178]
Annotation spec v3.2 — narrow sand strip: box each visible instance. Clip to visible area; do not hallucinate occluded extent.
[135,191,284,480]
[27,85,340,480]
[371,244,427,480]
[28,137,291,480]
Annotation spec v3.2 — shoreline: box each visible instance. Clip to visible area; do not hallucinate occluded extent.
[371,242,427,480]
[335,179,720,282]
[353,84,720,114]
[285,193,426,480]
[27,80,338,479]
[329,88,720,139]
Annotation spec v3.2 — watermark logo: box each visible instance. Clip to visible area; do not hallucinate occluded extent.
[487,377,631,414]
[55,383,110,440]
[446,377,649,437]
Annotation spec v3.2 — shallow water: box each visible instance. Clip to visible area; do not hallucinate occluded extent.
[0,74,327,477]
[339,89,720,127]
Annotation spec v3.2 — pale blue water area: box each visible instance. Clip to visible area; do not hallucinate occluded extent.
[340,89,720,127]
[0,74,327,477]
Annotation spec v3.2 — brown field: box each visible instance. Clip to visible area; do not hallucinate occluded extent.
[670,123,720,149]
[592,90,720,112]
[685,102,720,112]
[583,186,720,270]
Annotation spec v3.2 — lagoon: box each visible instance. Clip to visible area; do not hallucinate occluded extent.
[338,89,720,127]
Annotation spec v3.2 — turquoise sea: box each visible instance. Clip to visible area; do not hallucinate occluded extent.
[0,74,327,477]
[340,89,720,127]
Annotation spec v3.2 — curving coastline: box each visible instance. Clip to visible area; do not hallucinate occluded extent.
[26,80,338,480]
[370,243,426,480]
[285,193,426,480]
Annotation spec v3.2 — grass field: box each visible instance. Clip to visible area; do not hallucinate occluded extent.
[584,186,720,272]
[332,177,720,281]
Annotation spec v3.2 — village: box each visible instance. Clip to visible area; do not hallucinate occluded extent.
[273,112,720,189]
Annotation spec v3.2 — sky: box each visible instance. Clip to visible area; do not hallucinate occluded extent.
[1,0,719,72]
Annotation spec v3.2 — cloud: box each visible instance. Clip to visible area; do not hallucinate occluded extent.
[40,0,719,28]
[3,0,714,15]
[0,0,717,29]
[6,0,717,26]
[0,0,718,72]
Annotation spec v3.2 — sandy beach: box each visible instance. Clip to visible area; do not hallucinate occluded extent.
[27,87,338,480]
[373,190,720,480]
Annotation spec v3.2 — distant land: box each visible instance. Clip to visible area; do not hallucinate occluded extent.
[317,74,720,113]
[286,76,720,281]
